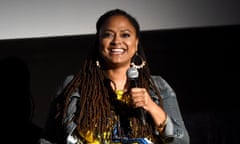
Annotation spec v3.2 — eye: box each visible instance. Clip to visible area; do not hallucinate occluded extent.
[121,33,130,38]
[101,32,114,38]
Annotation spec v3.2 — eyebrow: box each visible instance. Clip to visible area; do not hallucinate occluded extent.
[102,29,133,33]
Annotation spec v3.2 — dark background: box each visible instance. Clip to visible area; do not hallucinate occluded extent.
[0,25,239,144]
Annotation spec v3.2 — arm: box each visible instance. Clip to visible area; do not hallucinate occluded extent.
[151,75,190,144]
[38,75,75,144]
[38,97,61,144]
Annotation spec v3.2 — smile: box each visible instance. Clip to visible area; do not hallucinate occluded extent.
[110,48,126,54]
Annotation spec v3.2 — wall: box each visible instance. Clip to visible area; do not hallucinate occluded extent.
[0,0,240,40]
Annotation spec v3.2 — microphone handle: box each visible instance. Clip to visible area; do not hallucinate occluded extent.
[130,78,146,125]
[139,107,146,125]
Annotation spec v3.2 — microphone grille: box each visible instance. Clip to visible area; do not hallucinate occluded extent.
[127,67,139,79]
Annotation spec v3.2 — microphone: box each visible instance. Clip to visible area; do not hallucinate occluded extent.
[127,67,146,125]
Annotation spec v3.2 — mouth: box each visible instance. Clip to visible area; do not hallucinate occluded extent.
[109,48,126,54]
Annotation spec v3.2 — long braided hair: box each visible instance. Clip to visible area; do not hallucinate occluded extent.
[56,9,164,143]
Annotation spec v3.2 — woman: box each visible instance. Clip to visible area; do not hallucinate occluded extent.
[39,9,189,144]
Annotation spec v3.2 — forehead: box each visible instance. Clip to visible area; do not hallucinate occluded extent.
[100,15,136,31]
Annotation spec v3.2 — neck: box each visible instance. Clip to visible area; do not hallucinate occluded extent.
[104,67,128,90]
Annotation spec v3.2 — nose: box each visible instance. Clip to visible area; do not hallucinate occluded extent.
[110,35,121,45]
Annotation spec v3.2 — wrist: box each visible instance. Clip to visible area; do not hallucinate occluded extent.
[156,112,167,132]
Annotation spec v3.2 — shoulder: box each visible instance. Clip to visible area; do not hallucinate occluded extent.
[64,75,74,86]
[150,75,176,98]
[150,75,169,89]
[56,75,74,96]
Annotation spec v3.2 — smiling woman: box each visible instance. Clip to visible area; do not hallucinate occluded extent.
[38,9,189,144]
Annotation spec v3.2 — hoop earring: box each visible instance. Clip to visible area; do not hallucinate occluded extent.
[130,53,146,69]
[96,60,101,68]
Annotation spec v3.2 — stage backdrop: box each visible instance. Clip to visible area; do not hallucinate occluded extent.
[0,25,239,144]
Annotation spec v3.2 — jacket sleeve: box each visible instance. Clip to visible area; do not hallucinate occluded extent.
[151,75,190,144]
[38,75,74,144]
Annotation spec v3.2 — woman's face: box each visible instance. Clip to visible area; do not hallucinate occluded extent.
[99,15,139,68]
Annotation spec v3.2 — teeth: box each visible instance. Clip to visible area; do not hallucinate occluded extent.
[111,48,124,52]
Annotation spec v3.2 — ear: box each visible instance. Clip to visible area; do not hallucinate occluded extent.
[135,38,139,52]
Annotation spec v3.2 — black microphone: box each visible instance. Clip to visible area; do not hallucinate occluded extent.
[127,67,146,125]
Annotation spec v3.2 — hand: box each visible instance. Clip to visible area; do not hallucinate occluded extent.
[129,87,167,128]
[129,87,155,112]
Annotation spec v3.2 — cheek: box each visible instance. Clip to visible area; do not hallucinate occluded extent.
[126,40,137,52]
[99,41,110,56]
[99,39,110,49]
